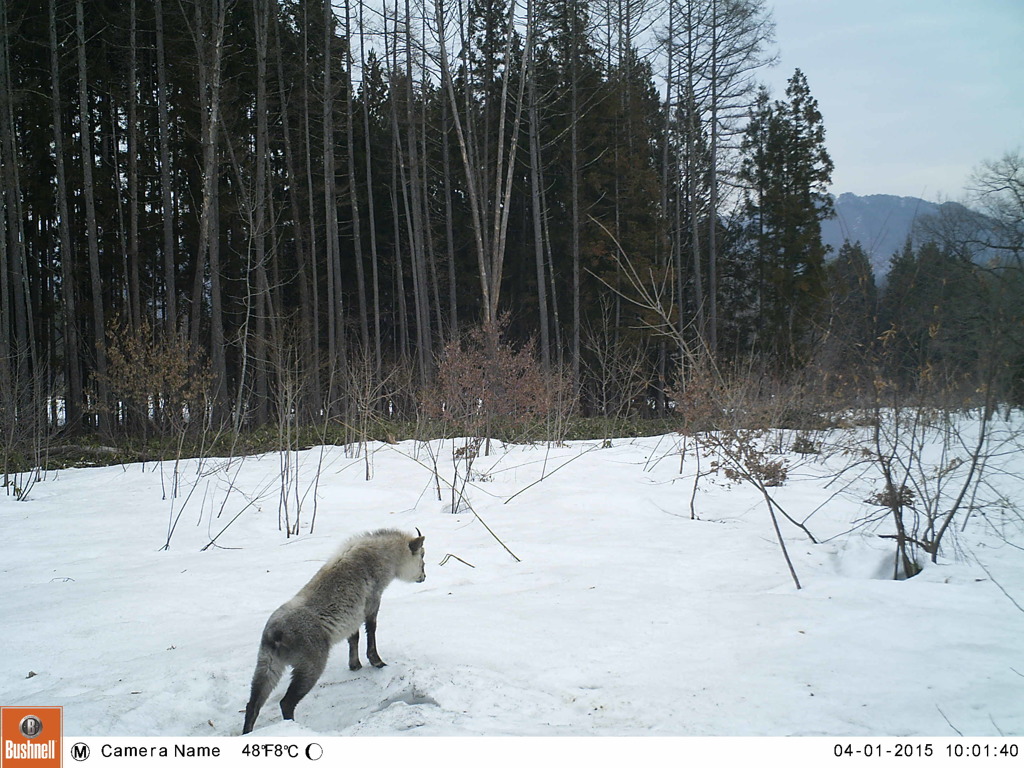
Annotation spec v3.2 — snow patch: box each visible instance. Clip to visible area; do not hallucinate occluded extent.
[1,427,1022,737]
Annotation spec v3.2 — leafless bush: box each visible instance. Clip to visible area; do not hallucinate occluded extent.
[421,318,568,446]
[1,360,53,501]
[718,436,790,488]
[836,368,1019,579]
[580,294,654,419]
[343,350,414,480]
[100,319,213,438]
[669,361,823,589]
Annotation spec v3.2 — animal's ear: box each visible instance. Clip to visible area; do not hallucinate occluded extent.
[409,534,425,554]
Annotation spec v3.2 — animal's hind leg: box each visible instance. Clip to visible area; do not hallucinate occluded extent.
[243,647,284,734]
[348,631,361,671]
[365,607,386,668]
[279,646,328,722]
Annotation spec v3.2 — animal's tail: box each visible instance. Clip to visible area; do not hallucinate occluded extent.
[242,631,286,734]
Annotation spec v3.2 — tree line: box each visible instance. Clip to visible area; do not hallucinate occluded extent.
[1,0,1020,453]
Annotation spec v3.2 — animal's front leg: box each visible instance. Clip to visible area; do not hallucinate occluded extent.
[347,631,361,671]
[365,609,386,668]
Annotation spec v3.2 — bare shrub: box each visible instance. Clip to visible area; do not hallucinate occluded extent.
[342,350,416,480]
[100,319,213,438]
[422,319,567,444]
[1,363,53,500]
[670,357,726,434]
[839,370,1016,579]
[580,294,654,419]
[719,436,789,487]
[669,360,820,589]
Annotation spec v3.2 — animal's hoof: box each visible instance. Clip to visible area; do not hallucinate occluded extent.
[371,660,387,669]
[349,661,362,671]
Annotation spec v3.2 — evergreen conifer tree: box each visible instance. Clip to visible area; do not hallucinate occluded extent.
[739,69,834,368]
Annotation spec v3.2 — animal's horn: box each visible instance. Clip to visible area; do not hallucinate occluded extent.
[415,527,422,537]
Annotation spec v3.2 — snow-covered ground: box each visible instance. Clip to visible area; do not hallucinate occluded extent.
[2,418,1022,738]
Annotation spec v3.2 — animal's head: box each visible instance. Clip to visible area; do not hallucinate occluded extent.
[400,528,426,583]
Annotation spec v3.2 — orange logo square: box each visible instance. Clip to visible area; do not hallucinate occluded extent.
[1,707,61,768]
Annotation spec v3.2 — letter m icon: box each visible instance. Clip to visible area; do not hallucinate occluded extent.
[71,742,91,761]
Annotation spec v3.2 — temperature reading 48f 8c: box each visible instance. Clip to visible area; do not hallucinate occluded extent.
[242,744,300,758]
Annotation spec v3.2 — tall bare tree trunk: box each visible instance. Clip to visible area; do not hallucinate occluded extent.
[76,0,107,423]
[684,3,706,344]
[208,177,226,422]
[0,197,9,426]
[345,0,370,355]
[154,0,177,336]
[434,0,490,323]
[301,7,323,408]
[322,0,345,408]
[0,0,29,421]
[253,0,272,424]
[0,3,10,408]
[707,0,719,356]
[403,0,432,382]
[359,0,383,371]
[49,0,83,430]
[440,82,458,344]
[275,4,315,414]
[384,5,409,360]
[487,0,529,324]
[570,0,581,387]
[526,0,550,370]
[127,0,142,332]
[661,0,676,315]
[389,154,410,359]
[189,0,218,344]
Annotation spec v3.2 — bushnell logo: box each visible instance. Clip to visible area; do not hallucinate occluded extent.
[1,707,62,767]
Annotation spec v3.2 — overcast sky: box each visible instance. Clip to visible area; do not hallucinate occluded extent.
[760,0,1024,202]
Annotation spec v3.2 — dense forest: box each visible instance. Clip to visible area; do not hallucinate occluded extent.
[1,0,1021,459]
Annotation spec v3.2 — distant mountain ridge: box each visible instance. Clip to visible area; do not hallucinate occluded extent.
[821,193,972,277]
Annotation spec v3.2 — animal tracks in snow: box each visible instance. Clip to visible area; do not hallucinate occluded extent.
[341,663,624,735]
[373,683,440,712]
